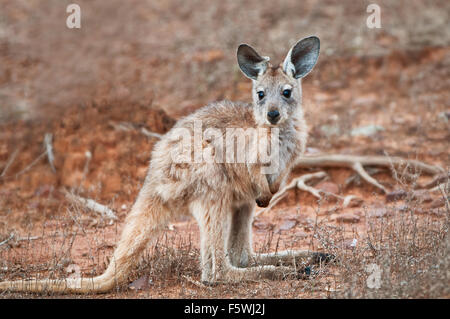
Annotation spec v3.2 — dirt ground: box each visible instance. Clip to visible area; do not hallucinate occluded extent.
[0,1,449,298]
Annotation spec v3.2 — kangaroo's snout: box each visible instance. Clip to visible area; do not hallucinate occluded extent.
[267,110,280,124]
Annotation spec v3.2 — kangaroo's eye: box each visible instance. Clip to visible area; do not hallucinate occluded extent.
[257,91,265,100]
[282,89,291,98]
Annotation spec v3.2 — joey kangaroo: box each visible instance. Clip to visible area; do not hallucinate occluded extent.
[0,36,329,294]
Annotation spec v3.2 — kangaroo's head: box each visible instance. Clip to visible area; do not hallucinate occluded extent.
[237,36,320,126]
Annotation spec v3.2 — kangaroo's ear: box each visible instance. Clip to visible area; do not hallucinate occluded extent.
[282,36,320,79]
[237,44,270,80]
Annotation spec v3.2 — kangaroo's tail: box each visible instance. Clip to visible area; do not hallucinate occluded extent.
[0,190,169,294]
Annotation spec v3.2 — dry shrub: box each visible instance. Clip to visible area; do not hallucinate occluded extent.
[314,185,450,298]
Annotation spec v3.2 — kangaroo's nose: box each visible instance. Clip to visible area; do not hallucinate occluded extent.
[267,110,280,124]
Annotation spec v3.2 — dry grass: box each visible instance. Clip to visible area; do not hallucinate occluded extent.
[329,193,449,298]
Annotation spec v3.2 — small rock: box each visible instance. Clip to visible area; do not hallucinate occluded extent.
[253,221,274,232]
[320,124,340,137]
[368,207,392,218]
[352,95,377,107]
[412,190,432,203]
[278,220,297,232]
[334,213,360,223]
[438,111,450,123]
[306,147,321,154]
[396,204,409,212]
[350,125,385,137]
[386,189,407,202]
[343,238,358,249]
[128,275,150,291]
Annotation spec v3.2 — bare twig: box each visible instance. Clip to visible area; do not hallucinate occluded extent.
[0,233,40,249]
[256,171,327,216]
[430,182,449,194]
[1,148,20,177]
[16,235,40,242]
[64,191,118,221]
[140,128,163,139]
[110,121,162,139]
[342,195,360,208]
[0,233,14,247]
[44,133,56,173]
[351,162,387,193]
[14,151,47,178]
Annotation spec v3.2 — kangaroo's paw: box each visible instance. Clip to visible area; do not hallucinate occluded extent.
[256,195,272,208]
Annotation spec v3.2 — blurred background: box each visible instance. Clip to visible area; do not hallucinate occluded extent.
[0,0,449,298]
[1,0,449,120]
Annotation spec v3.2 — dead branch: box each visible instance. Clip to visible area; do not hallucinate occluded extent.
[431,182,449,193]
[0,233,14,247]
[64,191,118,221]
[295,154,443,193]
[0,233,40,248]
[14,151,47,178]
[44,133,56,173]
[140,127,163,139]
[256,154,443,215]
[256,171,327,216]
[422,173,450,189]
[0,148,20,177]
[110,121,162,139]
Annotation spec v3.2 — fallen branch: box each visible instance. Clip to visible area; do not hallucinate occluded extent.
[422,173,450,189]
[256,171,327,216]
[64,191,118,221]
[295,154,443,193]
[256,154,443,216]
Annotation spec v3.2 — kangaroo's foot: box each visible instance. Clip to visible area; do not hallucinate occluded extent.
[252,249,335,268]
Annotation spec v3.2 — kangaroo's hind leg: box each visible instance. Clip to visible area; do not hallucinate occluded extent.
[228,202,334,272]
[193,198,296,284]
[228,201,255,268]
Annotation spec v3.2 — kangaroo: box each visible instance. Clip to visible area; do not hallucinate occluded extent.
[0,36,328,294]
